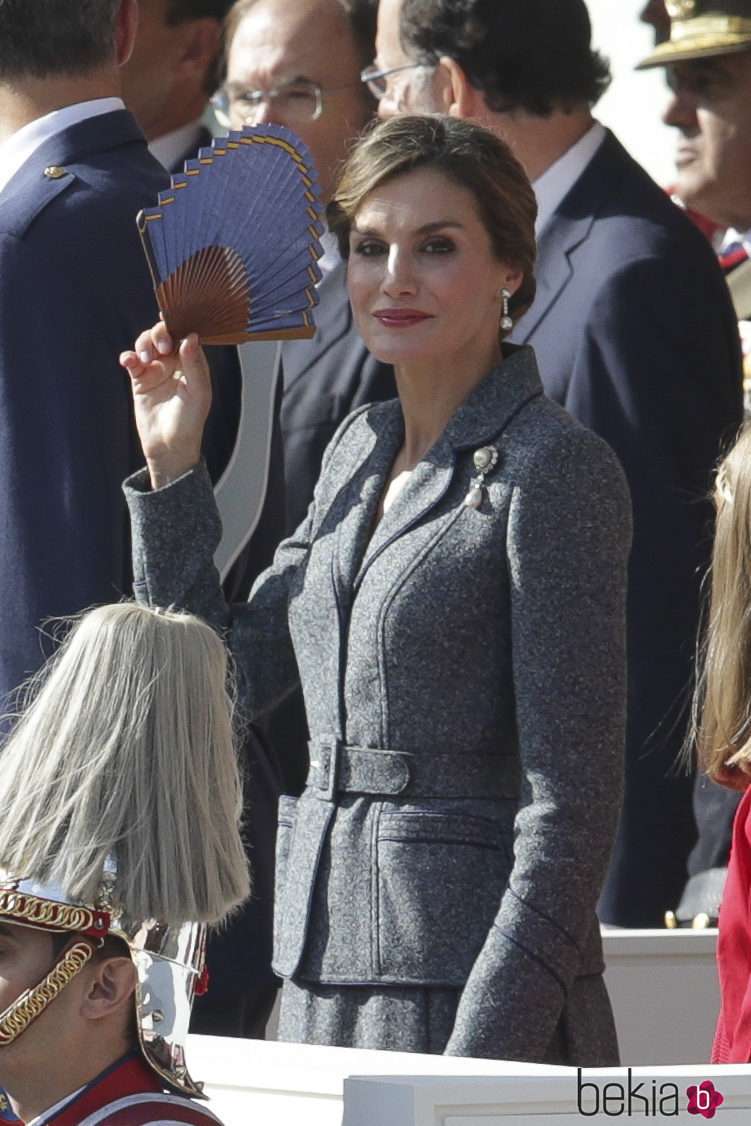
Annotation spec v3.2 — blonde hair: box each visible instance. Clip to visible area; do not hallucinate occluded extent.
[694,425,751,779]
[0,603,250,925]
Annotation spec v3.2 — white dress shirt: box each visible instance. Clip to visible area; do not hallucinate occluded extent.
[533,121,606,236]
[148,118,205,172]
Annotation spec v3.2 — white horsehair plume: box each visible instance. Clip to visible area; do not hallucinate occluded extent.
[0,602,250,926]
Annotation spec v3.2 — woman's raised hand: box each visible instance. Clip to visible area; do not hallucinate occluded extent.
[120,322,212,490]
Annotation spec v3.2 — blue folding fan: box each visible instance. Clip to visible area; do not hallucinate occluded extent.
[137,123,324,345]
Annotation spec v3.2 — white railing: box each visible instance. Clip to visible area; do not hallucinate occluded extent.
[188,926,730,1125]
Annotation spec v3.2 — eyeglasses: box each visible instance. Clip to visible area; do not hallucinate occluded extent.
[360,62,426,100]
[211,78,360,128]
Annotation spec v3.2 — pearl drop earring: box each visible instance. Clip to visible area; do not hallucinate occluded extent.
[500,288,513,332]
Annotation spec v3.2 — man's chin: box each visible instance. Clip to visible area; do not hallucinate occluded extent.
[672,175,717,218]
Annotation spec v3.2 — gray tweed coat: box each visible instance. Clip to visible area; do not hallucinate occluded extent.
[125,344,631,1063]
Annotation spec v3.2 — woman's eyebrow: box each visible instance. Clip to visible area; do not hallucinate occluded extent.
[351,219,465,236]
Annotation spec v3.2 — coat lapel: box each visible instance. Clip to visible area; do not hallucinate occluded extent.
[328,400,404,609]
[352,346,545,589]
[512,129,626,343]
[355,438,457,586]
[513,211,592,341]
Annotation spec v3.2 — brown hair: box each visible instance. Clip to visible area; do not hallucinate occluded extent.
[0,0,120,79]
[399,0,611,117]
[327,113,537,335]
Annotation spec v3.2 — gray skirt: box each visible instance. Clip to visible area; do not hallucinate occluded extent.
[277,980,460,1054]
[276,976,620,1064]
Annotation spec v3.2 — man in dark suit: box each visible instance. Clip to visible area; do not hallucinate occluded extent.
[0,0,168,705]
[638,0,751,921]
[374,0,743,926]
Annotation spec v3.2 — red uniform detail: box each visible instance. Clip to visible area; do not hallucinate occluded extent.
[38,1054,223,1126]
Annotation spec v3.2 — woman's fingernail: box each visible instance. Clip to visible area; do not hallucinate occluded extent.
[138,350,151,363]
[157,338,172,355]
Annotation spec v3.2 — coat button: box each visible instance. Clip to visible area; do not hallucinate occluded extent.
[44,165,66,179]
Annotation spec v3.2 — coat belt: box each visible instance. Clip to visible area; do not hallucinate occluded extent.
[306,739,518,801]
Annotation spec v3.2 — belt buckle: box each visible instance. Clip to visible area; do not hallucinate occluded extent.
[318,739,341,802]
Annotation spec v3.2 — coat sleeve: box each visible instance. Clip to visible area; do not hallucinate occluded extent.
[124,407,365,719]
[445,425,631,1061]
[125,459,301,717]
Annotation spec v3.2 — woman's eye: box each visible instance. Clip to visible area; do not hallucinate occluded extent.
[421,236,455,254]
[352,239,386,257]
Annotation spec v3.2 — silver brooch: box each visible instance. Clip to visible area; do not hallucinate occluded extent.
[464,446,499,508]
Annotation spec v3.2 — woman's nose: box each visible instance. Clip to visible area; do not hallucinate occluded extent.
[382,248,416,294]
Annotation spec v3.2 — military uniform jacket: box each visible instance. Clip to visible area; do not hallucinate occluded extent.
[126,345,631,1062]
[0,109,167,703]
[35,1053,223,1126]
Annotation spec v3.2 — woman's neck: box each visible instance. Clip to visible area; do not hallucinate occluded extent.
[394,349,502,469]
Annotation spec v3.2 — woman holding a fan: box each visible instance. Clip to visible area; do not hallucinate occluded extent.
[121,114,630,1065]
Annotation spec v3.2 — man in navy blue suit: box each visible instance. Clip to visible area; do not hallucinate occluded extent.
[0,0,169,705]
[638,0,751,921]
[373,0,743,926]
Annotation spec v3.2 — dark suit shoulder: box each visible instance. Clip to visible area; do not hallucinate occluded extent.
[563,130,722,270]
[0,115,166,242]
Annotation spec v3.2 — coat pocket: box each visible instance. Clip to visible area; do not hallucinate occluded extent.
[376,806,510,985]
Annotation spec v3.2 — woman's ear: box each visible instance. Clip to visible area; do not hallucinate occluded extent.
[503,267,524,296]
[80,957,137,1022]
